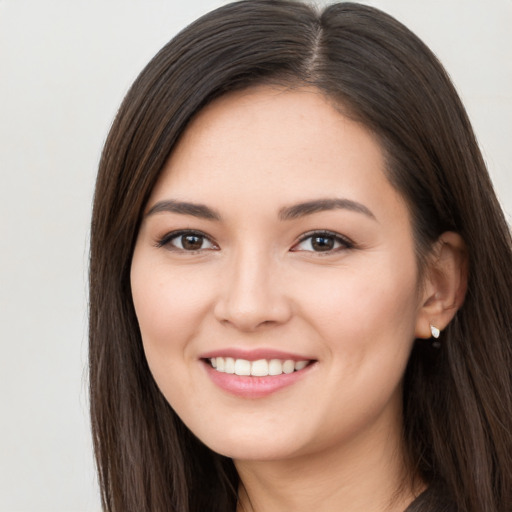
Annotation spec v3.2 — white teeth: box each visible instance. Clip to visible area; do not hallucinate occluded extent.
[269,359,283,376]
[250,359,269,376]
[209,357,310,376]
[234,359,251,376]
[224,357,235,374]
[294,360,308,371]
[282,360,295,374]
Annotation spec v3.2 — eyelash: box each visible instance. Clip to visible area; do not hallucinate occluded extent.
[291,230,354,253]
[155,230,218,253]
[155,229,354,254]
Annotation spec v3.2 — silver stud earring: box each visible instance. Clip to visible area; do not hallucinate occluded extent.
[430,324,441,348]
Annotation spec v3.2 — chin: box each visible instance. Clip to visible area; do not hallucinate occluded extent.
[209,440,302,462]
[190,422,309,462]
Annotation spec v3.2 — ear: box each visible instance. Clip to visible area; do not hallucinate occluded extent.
[415,232,468,339]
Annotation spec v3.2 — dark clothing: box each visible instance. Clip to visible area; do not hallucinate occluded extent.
[404,485,458,512]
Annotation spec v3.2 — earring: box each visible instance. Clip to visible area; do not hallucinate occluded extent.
[430,324,441,348]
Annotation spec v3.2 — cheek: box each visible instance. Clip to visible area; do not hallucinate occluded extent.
[293,257,420,355]
[295,261,420,424]
[130,259,213,410]
[133,254,207,318]
[130,257,210,363]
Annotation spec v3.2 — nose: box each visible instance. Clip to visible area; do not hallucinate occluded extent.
[213,247,293,332]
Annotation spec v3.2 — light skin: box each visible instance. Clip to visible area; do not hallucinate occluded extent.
[130,86,467,512]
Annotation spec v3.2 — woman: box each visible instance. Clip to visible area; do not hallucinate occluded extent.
[89,1,512,511]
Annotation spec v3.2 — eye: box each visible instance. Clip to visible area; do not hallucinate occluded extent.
[291,231,353,253]
[156,230,218,252]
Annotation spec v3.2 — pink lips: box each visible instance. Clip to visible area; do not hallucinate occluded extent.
[200,348,316,399]
[200,348,313,361]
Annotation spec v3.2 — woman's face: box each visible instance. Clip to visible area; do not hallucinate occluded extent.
[131,86,428,463]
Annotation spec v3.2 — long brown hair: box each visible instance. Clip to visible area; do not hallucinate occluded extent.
[89,2,512,511]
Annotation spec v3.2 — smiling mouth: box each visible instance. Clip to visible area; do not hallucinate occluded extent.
[207,357,312,377]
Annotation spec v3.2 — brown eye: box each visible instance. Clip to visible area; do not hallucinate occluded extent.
[292,231,353,253]
[311,235,335,251]
[181,234,205,250]
[157,230,217,251]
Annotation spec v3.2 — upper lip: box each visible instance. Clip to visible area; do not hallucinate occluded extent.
[200,348,315,362]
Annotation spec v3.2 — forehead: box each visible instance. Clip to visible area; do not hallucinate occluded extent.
[147,85,411,235]
[158,87,378,186]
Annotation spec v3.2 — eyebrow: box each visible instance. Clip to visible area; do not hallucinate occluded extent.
[145,197,375,222]
[146,200,221,220]
[279,198,376,221]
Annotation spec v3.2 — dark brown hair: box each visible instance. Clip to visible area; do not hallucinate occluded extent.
[89,1,512,511]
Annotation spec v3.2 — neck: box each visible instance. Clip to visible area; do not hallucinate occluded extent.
[235,413,422,512]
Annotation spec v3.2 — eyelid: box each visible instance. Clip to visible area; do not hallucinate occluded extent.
[291,230,354,252]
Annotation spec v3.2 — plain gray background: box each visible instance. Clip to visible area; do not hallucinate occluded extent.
[1,1,510,510]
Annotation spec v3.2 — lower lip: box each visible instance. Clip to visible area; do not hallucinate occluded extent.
[203,361,315,399]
